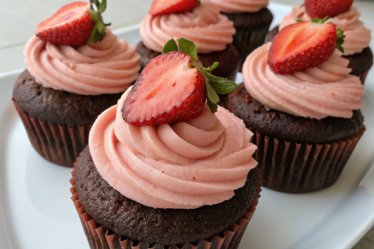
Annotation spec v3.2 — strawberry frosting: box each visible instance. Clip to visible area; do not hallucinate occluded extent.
[211,0,269,13]
[24,29,141,95]
[89,88,258,209]
[279,6,371,56]
[242,43,364,119]
[140,2,235,54]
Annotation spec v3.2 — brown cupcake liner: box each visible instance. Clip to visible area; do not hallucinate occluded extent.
[251,127,366,193]
[222,10,273,71]
[70,162,262,249]
[13,100,91,167]
[234,26,271,71]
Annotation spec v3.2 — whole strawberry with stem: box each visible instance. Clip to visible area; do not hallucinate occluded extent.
[35,0,111,47]
[268,18,345,74]
[122,38,237,126]
[305,0,354,19]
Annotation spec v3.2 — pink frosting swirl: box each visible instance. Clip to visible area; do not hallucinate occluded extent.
[89,88,257,209]
[279,6,371,55]
[140,2,235,54]
[24,29,141,95]
[211,0,269,13]
[242,43,364,119]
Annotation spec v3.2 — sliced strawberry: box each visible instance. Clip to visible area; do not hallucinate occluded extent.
[305,0,354,19]
[149,0,199,16]
[268,20,344,74]
[35,1,110,46]
[122,52,206,126]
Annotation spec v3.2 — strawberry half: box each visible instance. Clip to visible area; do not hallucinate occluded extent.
[35,0,110,47]
[268,19,345,74]
[149,0,199,16]
[122,38,238,126]
[305,0,354,19]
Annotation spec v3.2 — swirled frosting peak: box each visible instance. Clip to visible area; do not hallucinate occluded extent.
[211,0,269,13]
[242,43,364,119]
[280,5,371,55]
[24,29,141,95]
[140,2,235,54]
[89,88,258,209]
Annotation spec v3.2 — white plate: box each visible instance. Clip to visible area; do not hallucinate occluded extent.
[1,3,374,249]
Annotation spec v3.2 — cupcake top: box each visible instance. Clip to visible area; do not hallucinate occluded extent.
[242,19,364,120]
[89,39,257,209]
[140,1,235,54]
[211,0,269,14]
[24,30,140,95]
[243,43,363,120]
[25,1,141,95]
[280,5,371,56]
[90,90,257,209]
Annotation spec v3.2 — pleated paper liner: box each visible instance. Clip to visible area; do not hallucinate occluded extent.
[13,100,91,167]
[222,9,273,71]
[70,163,262,249]
[251,127,366,193]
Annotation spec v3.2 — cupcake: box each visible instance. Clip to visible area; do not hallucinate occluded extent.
[275,1,372,84]
[13,1,141,167]
[137,0,240,81]
[71,39,260,248]
[211,0,273,70]
[225,20,365,193]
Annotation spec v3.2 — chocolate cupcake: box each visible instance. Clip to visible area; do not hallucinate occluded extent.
[277,5,372,84]
[13,2,141,167]
[225,39,365,193]
[71,147,260,247]
[211,0,273,70]
[138,1,240,81]
[71,39,260,248]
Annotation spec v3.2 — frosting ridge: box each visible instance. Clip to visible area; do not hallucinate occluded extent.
[89,88,258,209]
[140,2,235,53]
[211,0,269,13]
[242,43,364,119]
[24,29,141,95]
[279,6,371,55]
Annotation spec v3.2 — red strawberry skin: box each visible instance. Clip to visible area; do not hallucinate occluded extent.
[305,0,354,19]
[35,2,94,46]
[149,0,198,16]
[122,51,207,126]
[268,21,337,74]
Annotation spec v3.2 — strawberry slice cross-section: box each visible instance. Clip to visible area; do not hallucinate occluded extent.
[122,38,238,126]
[122,52,206,126]
[268,18,345,74]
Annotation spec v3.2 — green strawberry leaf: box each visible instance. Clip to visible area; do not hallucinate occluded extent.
[207,62,219,73]
[200,68,238,94]
[99,0,107,14]
[163,39,179,54]
[88,0,110,44]
[206,81,220,104]
[311,17,329,24]
[88,8,100,21]
[178,38,198,60]
[207,98,218,113]
[336,28,345,53]
[96,21,106,34]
